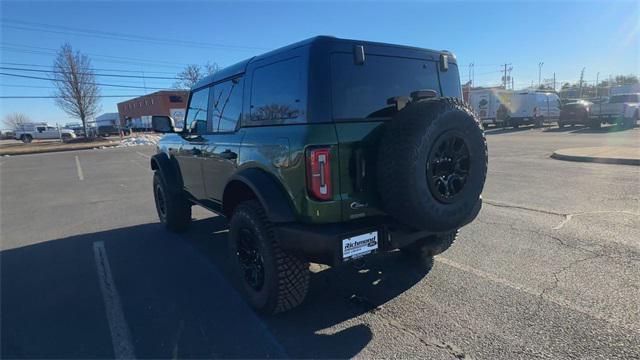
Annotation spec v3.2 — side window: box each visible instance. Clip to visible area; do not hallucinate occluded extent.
[250,57,305,125]
[211,77,244,132]
[184,87,210,134]
[36,126,45,133]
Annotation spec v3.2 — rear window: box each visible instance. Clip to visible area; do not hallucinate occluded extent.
[330,53,440,120]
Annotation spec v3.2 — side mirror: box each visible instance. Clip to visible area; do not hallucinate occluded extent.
[152,116,175,133]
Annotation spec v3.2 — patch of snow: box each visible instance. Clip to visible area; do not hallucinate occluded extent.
[116,134,160,147]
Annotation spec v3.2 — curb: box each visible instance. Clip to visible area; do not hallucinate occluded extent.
[0,143,119,156]
[551,151,640,166]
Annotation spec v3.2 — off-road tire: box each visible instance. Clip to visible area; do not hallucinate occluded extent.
[153,172,191,232]
[378,97,487,232]
[400,230,458,259]
[229,200,309,314]
[589,119,601,129]
[21,135,32,143]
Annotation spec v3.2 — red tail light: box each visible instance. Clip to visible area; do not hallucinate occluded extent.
[306,148,332,201]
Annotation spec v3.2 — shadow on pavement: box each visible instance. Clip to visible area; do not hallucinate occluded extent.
[568,124,636,134]
[2,217,431,359]
[484,126,534,135]
[542,125,583,133]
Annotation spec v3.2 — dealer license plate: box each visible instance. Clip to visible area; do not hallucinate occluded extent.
[342,231,378,261]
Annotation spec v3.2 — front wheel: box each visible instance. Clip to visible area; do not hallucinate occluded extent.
[229,200,309,314]
[21,135,33,143]
[153,172,191,232]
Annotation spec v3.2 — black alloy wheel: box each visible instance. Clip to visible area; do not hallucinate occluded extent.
[236,228,265,291]
[427,131,471,204]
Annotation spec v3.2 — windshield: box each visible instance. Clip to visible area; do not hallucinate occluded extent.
[331,53,443,120]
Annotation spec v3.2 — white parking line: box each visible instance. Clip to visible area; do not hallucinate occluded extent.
[135,151,150,159]
[93,241,136,359]
[75,155,84,181]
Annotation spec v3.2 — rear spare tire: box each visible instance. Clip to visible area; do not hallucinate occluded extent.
[378,97,487,232]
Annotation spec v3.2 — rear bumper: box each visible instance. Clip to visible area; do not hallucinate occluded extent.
[276,198,482,266]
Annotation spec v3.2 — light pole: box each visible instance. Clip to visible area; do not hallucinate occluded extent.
[538,62,544,88]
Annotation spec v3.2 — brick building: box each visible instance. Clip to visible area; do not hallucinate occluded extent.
[117,90,188,129]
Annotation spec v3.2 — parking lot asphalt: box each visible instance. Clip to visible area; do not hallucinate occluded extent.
[1,124,639,359]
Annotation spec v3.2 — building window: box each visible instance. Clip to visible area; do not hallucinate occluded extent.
[169,95,183,103]
[150,98,154,105]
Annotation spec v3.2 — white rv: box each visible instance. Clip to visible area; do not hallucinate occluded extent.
[503,91,560,128]
[468,89,512,127]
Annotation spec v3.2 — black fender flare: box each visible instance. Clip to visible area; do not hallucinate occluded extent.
[223,168,297,223]
[150,153,183,193]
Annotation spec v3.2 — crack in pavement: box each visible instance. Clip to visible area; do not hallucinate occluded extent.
[477,218,640,263]
[483,199,640,231]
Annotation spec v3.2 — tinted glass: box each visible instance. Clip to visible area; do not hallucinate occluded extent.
[439,63,462,97]
[331,53,440,120]
[212,77,244,132]
[184,87,210,133]
[250,57,305,124]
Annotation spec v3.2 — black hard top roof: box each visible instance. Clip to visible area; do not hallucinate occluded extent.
[193,36,453,89]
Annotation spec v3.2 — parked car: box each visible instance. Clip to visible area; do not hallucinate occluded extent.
[589,93,640,128]
[558,100,599,128]
[14,123,76,143]
[468,89,512,127]
[502,92,561,128]
[150,36,487,314]
[97,124,130,137]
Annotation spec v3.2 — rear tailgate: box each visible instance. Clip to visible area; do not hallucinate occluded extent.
[335,122,387,221]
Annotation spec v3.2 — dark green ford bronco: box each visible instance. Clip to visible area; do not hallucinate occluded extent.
[151,36,487,314]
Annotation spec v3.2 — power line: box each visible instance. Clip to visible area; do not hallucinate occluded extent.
[1,43,188,68]
[0,66,178,80]
[0,72,169,90]
[2,19,267,51]
[0,62,179,75]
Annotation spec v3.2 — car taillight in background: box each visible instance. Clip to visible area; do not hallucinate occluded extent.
[306,147,332,201]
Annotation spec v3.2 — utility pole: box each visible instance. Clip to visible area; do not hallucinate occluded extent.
[502,63,512,89]
[553,72,556,91]
[595,72,600,98]
[468,62,474,89]
[579,67,586,98]
[538,62,544,88]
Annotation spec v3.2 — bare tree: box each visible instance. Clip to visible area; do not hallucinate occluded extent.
[174,62,218,89]
[3,112,31,129]
[52,43,100,137]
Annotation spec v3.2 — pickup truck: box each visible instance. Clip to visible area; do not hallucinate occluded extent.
[14,123,76,143]
[589,93,640,128]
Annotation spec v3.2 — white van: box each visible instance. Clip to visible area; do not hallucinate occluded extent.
[504,92,560,128]
[468,89,512,127]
